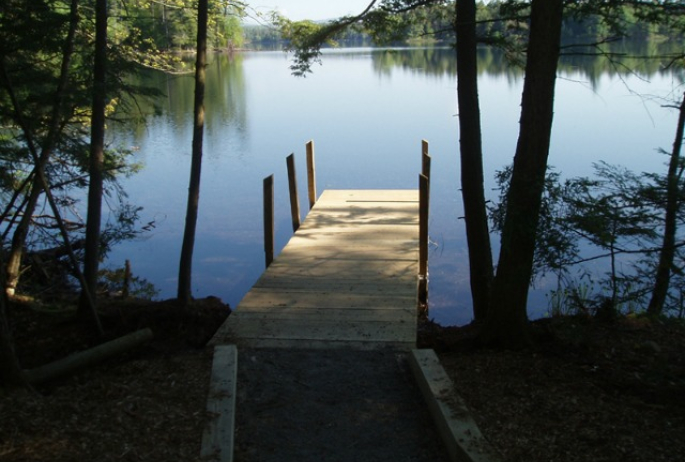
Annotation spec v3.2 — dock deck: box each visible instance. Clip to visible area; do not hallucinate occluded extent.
[210,189,420,350]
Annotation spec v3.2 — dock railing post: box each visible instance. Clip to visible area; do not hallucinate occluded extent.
[306,140,317,210]
[419,173,429,306]
[286,153,301,232]
[263,175,274,268]
[422,139,432,183]
[419,140,431,306]
[421,141,432,223]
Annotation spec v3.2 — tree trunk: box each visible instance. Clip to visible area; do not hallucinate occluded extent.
[5,184,43,297]
[647,93,685,316]
[0,251,28,389]
[456,0,493,322]
[481,0,564,347]
[177,0,208,305]
[79,0,108,316]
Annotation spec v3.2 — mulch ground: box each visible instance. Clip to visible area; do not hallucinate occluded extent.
[1,298,684,462]
[421,316,685,462]
[1,298,227,462]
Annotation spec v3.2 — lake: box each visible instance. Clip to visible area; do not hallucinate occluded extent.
[108,47,683,326]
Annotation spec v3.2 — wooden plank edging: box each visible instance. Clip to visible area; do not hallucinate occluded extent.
[408,349,502,462]
[201,345,238,462]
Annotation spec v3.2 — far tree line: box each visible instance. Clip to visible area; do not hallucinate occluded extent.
[103,0,685,52]
[244,1,684,48]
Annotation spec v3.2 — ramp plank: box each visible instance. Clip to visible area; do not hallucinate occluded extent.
[210,190,420,350]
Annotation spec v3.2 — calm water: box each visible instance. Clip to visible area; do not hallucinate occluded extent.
[108,47,683,326]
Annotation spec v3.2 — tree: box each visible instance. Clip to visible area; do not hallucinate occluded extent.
[456,0,493,322]
[112,0,245,53]
[493,152,685,318]
[481,0,564,347]
[210,1,246,50]
[0,0,105,333]
[490,166,582,289]
[1,0,86,298]
[564,164,659,309]
[177,0,209,305]
[1,1,163,335]
[647,93,685,316]
[80,0,108,317]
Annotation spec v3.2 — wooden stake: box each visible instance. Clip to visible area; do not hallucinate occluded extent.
[306,140,317,210]
[419,173,429,305]
[286,153,301,232]
[263,175,274,268]
[122,259,131,299]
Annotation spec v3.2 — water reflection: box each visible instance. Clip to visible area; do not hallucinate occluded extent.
[107,46,683,326]
[365,41,685,86]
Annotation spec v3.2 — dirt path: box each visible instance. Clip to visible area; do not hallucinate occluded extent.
[233,348,449,462]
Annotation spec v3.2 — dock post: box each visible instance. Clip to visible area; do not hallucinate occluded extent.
[122,260,131,299]
[286,154,301,232]
[422,140,432,181]
[306,140,317,210]
[421,141,431,223]
[419,173,429,306]
[263,175,274,268]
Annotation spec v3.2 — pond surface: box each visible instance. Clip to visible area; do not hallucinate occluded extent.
[108,47,683,326]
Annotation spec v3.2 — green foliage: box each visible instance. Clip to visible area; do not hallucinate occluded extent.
[366,2,455,45]
[212,8,244,49]
[243,24,283,47]
[273,3,446,76]
[362,10,413,45]
[0,0,181,292]
[564,163,659,249]
[100,202,146,254]
[267,1,685,76]
[490,165,581,280]
[547,277,596,317]
[276,16,330,75]
[272,1,457,75]
[110,0,245,53]
[98,265,159,300]
[493,154,685,317]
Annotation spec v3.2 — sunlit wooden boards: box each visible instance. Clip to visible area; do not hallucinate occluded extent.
[210,190,420,350]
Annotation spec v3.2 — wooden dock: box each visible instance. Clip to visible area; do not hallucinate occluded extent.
[210,189,421,350]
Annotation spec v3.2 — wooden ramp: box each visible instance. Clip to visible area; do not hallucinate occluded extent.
[210,189,420,350]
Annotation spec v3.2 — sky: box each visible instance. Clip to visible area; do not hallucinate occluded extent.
[248,0,375,22]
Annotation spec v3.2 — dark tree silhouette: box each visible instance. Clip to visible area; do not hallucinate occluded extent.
[178,0,209,305]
